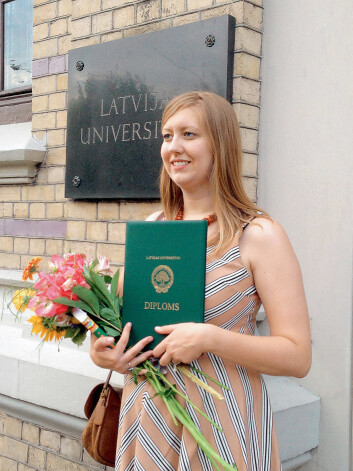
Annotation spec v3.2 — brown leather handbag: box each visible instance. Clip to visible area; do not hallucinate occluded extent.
[82,370,123,467]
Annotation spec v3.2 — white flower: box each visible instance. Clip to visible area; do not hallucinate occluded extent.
[95,256,111,274]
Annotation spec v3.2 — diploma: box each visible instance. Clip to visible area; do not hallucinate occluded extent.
[123,220,207,349]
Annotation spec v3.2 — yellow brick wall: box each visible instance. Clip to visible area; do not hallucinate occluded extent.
[0,410,113,470]
[0,0,263,271]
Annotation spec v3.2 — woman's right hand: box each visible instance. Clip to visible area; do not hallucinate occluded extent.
[90,322,154,374]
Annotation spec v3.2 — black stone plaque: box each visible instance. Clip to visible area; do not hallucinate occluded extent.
[66,15,235,199]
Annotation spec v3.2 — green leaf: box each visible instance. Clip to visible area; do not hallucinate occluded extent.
[104,275,112,284]
[115,295,123,312]
[83,264,92,280]
[88,271,111,299]
[100,307,118,323]
[150,388,176,400]
[53,297,95,316]
[64,327,76,339]
[65,325,87,346]
[110,268,120,300]
[101,324,120,337]
[90,259,99,270]
[132,369,139,385]
[71,286,100,314]
[89,285,110,306]
[72,331,87,346]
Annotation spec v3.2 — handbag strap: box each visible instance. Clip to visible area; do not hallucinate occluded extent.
[103,369,113,389]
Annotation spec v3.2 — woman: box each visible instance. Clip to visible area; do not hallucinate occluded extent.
[91,91,311,470]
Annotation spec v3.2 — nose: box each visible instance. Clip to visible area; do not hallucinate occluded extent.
[168,134,183,154]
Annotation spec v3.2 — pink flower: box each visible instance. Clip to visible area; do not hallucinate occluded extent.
[48,255,65,273]
[36,300,66,317]
[28,296,39,310]
[33,272,52,291]
[61,277,76,291]
[93,256,111,275]
[46,284,62,301]
[28,295,67,317]
[63,253,88,271]
[26,252,92,318]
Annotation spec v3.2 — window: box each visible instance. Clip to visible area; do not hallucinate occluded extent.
[0,0,32,124]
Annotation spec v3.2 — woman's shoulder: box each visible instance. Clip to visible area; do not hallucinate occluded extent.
[240,216,300,281]
[145,210,164,221]
[246,216,287,240]
[240,216,294,262]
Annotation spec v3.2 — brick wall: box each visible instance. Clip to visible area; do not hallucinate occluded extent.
[0,2,263,468]
[0,410,114,471]
[0,0,263,271]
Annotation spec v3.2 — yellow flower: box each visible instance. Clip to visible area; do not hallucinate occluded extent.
[27,315,66,342]
[22,257,42,281]
[12,289,36,313]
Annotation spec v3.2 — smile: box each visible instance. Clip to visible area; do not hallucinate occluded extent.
[172,161,189,167]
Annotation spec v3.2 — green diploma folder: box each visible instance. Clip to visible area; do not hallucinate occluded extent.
[123,220,208,349]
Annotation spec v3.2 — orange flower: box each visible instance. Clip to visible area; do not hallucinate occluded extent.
[27,315,66,342]
[22,257,42,281]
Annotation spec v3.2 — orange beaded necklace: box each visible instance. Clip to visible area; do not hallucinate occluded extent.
[175,208,217,226]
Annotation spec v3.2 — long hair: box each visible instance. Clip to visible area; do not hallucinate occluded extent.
[160,91,267,253]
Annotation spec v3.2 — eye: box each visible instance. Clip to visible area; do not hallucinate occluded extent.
[184,131,195,138]
[162,133,172,141]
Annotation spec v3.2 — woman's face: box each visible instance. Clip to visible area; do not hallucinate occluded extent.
[161,107,213,194]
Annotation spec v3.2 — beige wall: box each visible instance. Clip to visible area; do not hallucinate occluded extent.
[0,411,111,471]
[258,1,353,469]
[0,0,263,271]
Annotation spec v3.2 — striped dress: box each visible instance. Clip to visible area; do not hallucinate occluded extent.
[116,229,281,471]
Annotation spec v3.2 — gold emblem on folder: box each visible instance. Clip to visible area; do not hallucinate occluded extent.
[151,265,174,293]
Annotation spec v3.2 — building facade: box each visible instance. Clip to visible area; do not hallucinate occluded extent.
[0,0,350,470]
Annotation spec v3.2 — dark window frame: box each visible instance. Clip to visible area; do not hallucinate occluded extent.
[0,0,32,115]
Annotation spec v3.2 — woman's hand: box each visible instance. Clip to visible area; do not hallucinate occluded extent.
[152,322,212,366]
[90,322,154,374]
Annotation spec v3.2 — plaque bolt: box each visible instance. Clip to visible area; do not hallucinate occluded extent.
[72,176,81,187]
[205,35,216,47]
[76,61,84,71]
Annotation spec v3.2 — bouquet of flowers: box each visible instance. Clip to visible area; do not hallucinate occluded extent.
[12,255,237,471]
[12,254,120,346]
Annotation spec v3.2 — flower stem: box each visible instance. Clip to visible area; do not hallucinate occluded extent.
[145,369,178,426]
[149,365,223,432]
[189,365,230,391]
[171,397,238,471]
[141,361,238,471]
[177,365,225,401]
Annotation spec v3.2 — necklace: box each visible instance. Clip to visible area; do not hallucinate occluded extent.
[175,208,217,226]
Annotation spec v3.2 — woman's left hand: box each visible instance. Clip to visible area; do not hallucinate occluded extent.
[152,322,211,366]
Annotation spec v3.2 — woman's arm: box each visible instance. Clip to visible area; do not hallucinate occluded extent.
[153,218,312,378]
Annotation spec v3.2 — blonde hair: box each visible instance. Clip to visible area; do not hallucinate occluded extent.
[160,91,267,253]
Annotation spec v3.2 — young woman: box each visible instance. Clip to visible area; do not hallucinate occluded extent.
[90,91,311,471]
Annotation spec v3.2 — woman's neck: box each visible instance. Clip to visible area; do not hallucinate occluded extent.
[181,193,215,220]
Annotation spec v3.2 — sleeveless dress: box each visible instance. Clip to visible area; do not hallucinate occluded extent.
[116,228,281,471]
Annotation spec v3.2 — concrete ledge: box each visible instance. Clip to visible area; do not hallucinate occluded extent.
[0,325,320,469]
[282,451,313,471]
[264,375,320,468]
[0,122,46,184]
[0,269,27,287]
[0,270,320,468]
[0,394,87,439]
[0,324,124,418]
